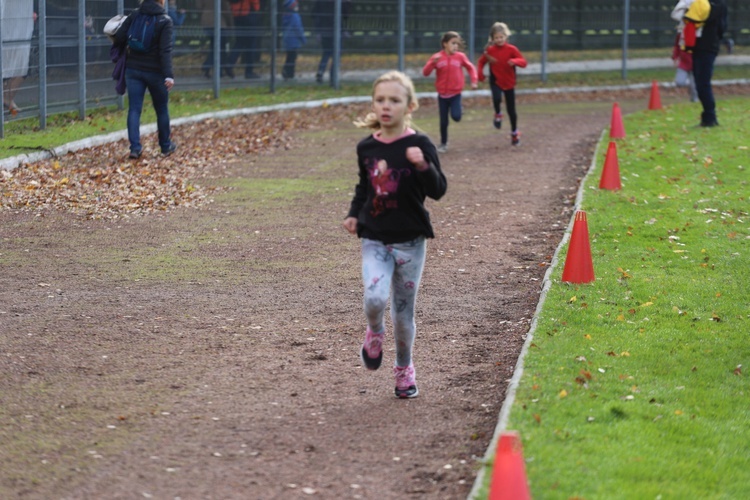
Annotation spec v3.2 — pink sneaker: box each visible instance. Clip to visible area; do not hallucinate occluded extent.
[360,327,383,370]
[394,363,419,398]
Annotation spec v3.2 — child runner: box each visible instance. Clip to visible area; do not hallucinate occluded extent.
[343,71,447,399]
[672,30,698,102]
[477,22,527,146]
[422,31,478,154]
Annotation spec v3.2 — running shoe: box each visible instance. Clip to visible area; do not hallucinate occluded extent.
[511,130,521,146]
[394,363,418,398]
[493,112,503,129]
[360,327,383,370]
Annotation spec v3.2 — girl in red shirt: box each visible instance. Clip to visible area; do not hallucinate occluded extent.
[477,22,527,146]
[422,31,478,153]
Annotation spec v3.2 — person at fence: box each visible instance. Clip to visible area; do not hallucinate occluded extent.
[477,22,527,146]
[343,71,447,399]
[421,31,478,154]
[167,1,187,46]
[685,0,727,127]
[672,31,697,102]
[1,0,34,116]
[114,0,177,159]
[228,0,262,79]
[312,0,351,84]
[199,0,234,78]
[281,0,305,80]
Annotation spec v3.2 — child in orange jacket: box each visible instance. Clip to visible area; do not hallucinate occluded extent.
[477,22,527,146]
[422,31,478,153]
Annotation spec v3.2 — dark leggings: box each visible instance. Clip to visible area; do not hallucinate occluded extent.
[490,74,518,132]
[437,94,462,146]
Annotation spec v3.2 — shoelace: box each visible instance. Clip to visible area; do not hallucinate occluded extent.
[366,330,383,355]
[394,365,414,387]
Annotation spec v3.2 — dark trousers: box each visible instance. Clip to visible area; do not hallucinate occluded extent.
[202,28,231,74]
[692,50,718,125]
[490,74,518,131]
[125,68,171,154]
[283,51,298,79]
[438,94,462,146]
[317,35,333,78]
[230,12,261,77]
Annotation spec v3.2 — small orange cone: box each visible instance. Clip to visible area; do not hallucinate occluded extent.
[599,141,622,190]
[561,211,595,284]
[488,431,531,500]
[648,80,662,110]
[609,102,625,138]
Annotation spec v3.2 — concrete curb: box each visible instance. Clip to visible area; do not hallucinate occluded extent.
[2,78,748,172]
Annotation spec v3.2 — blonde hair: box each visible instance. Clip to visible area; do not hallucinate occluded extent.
[354,71,419,130]
[441,31,466,51]
[488,22,511,42]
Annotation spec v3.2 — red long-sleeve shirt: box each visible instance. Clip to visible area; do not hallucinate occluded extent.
[477,43,527,90]
[422,51,478,98]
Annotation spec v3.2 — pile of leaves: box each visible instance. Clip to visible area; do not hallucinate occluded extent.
[0,104,362,220]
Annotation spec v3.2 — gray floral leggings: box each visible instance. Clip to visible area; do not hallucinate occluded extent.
[361,237,426,367]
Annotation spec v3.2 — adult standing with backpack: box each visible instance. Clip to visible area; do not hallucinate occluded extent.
[114,0,177,159]
[687,0,728,127]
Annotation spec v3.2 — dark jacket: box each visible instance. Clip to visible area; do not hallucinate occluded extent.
[113,0,174,79]
[693,0,727,54]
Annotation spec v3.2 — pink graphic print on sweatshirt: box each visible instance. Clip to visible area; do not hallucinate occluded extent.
[368,158,410,217]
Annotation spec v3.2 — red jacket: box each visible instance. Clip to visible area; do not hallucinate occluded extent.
[672,33,693,71]
[477,43,527,90]
[422,51,478,98]
[230,0,260,16]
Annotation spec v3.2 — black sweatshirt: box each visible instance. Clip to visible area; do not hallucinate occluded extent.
[347,131,447,244]
[113,0,174,79]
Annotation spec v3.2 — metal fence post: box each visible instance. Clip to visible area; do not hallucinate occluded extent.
[398,0,405,72]
[1,4,4,138]
[468,0,476,63]
[270,0,277,92]
[78,0,87,120]
[332,0,341,89]
[116,0,124,110]
[541,0,549,83]
[622,0,630,80]
[39,0,48,130]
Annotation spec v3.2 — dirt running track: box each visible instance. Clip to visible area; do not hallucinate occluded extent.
[1,88,732,499]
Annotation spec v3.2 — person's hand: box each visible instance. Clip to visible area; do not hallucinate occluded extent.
[485,54,497,64]
[508,60,515,67]
[165,78,175,91]
[343,217,358,234]
[470,82,478,90]
[406,147,428,171]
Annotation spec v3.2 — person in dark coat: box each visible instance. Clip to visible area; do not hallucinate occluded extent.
[281,0,305,80]
[114,0,176,158]
[312,0,350,83]
[690,0,728,127]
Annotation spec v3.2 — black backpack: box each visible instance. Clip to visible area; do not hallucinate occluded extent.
[127,13,157,53]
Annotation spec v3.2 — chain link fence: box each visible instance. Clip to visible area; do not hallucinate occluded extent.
[2,0,748,136]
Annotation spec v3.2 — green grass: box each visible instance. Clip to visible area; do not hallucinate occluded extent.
[475,98,750,498]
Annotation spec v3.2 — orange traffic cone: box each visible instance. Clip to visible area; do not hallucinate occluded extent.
[599,141,622,190]
[488,431,531,500]
[561,211,595,284]
[648,80,662,110]
[609,102,625,139]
